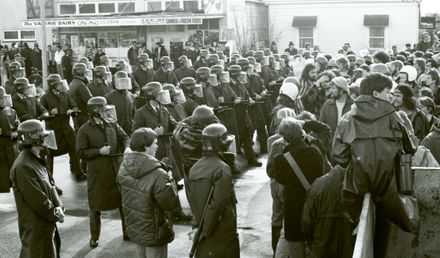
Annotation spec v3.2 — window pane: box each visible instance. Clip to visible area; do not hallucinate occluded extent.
[167,25,185,32]
[119,31,137,48]
[370,38,384,48]
[299,38,313,48]
[98,3,115,13]
[299,28,313,37]
[184,1,198,11]
[118,2,135,13]
[165,1,180,10]
[147,2,161,12]
[199,19,209,29]
[21,31,36,40]
[370,27,384,37]
[98,32,118,48]
[79,4,95,14]
[4,31,19,40]
[208,19,219,29]
[149,26,167,33]
[60,4,76,15]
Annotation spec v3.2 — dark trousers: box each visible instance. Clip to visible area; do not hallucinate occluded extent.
[242,133,257,162]
[90,207,127,241]
[256,126,268,152]
[47,147,81,176]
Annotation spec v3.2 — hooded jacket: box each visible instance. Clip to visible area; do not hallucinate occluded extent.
[117,152,179,247]
[332,95,417,196]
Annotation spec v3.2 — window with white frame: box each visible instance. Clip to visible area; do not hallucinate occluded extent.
[58,2,135,16]
[146,1,162,11]
[369,27,385,49]
[184,0,198,11]
[299,28,313,48]
[3,30,36,41]
[98,3,116,13]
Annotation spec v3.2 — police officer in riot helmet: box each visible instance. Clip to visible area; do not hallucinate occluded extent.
[180,77,205,115]
[155,56,179,85]
[40,74,86,181]
[114,60,140,95]
[88,65,112,97]
[12,77,49,122]
[0,86,19,193]
[228,65,262,166]
[10,119,64,258]
[194,49,209,70]
[76,96,129,248]
[69,63,93,129]
[5,61,26,95]
[204,65,237,108]
[105,71,136,135]
[162,84,188,122]
[188,123,240,258]
[174,55,196,81]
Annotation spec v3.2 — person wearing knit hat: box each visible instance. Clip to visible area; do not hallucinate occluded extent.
[371,63,390,76]
[319,77,354,139]
[393,84,430,140]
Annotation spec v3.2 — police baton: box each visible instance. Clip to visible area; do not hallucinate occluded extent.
[189,185,214,258]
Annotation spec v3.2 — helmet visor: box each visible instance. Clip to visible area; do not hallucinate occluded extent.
[157,90,172,105]
[175,90,186,104]
[104,72,113,84]
[226,135,236,154]
[0,94,12,108]
[194,84,204,98]
[115,78,132,90]
[208,74,219,86]
[85,70,94,81]
[58,80,69,93]
[41,130,57,150]
[25,84,37,97]
[238,72,248,84]
[221,72,230,83]
[100,105,117,123]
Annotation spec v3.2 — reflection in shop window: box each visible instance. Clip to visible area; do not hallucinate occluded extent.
[118,2,135,13]
[21,31,37,40]
[4,31,19,41]
[165,1,180,10]
[147,1,162,12]
[59,4,76,15]
[184,1,199,12]
[98,3,116,13]
[119,31,137,48]
[79,4,95,14]
[99,32,118,48]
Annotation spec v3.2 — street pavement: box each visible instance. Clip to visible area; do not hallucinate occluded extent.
[0,153,273,258]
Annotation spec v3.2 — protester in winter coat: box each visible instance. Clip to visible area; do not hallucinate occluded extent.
[31,43,42,71]
[301,167,355,258]
[319,77,354,140]
[274,118,324,258]
[117,128,180,258]
[393,84,430,141]
[421,119,440,164]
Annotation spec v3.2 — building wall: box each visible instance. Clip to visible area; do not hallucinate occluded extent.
[246,0,269,47]
[268,0,420,55]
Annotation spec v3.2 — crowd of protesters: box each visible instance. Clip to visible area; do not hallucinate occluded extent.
[1,30,440,258]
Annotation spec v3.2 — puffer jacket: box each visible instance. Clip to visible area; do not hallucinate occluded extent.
[117,151,179,247]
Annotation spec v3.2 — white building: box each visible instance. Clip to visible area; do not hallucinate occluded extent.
[0,0,268,62]
[266,0,421,55]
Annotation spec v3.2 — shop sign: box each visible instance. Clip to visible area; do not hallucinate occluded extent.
[23,16,203,28]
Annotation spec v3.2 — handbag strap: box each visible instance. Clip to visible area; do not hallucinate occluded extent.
[283,152,311,190]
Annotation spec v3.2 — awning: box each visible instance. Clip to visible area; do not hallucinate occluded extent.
[364,15,389,26]
[292,16,317,27]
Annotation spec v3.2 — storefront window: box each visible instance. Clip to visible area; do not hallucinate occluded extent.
[99,32,118,48]
[165,1,180,10]
[184,1,199,12]
[4,31,19,41]
[26,0,55,18]
[98,3,116,13]
[59,4,76,15]
[147,1,162,12]
[3,30,36,41]
[118,2,135,13]
[79,4,95,14]
[21,31,37,40]
[119,30,137,48]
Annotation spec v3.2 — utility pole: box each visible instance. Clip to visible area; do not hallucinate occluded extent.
[40,0,48,90]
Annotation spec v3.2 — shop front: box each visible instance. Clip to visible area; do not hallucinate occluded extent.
[23,14,223,65]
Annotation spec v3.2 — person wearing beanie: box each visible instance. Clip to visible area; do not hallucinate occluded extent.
[393,84,430,141]
[319,77,354,140]
[370,63,391,76]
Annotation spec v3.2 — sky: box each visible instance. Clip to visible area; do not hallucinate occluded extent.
[420,0,440,14]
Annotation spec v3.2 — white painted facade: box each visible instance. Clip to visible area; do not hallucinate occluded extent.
[266,0,421,55]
